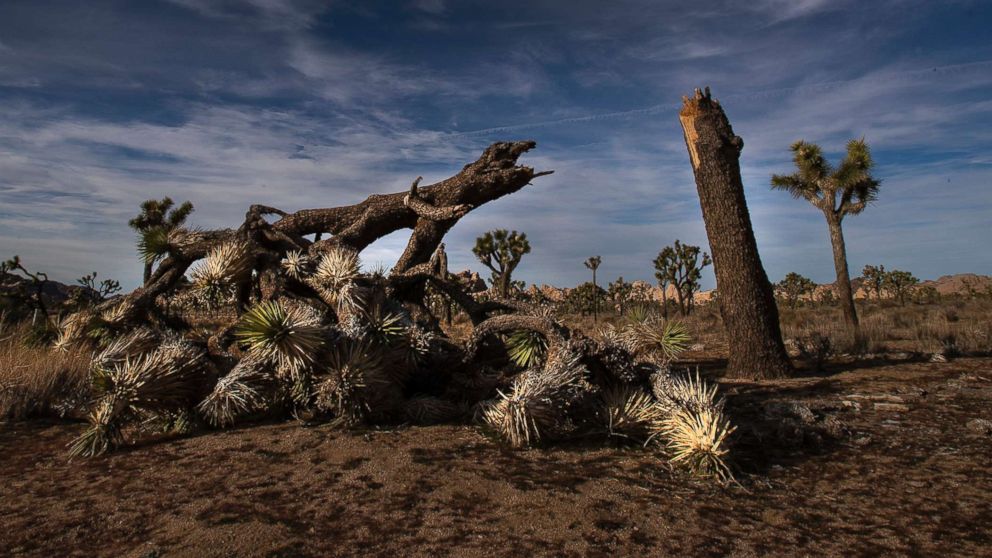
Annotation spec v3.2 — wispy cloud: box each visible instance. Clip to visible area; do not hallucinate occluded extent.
[0,0,990,291]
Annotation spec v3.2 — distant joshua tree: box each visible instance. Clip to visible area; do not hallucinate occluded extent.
[862,264,886,301]
[776,272,817,309]
[129,197,195,285]
[772,139,880,331]
[653,240,711,316]
[472,229,530,299]
[584,256,602,322]
[884,269,918,306]
[607,276,633,316]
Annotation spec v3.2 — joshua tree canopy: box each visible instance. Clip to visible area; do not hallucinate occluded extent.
[883,269,918,305]
[862,264,886,301]
[776,272,816,309]
[653,240,711,316]
[472,229,531,299]
[772,138,880,329]
[129,197,195,285]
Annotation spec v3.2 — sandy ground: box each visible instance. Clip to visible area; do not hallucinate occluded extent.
[2,358,991,557]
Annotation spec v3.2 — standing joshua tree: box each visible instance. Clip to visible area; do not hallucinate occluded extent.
[772,139,880,331]
[584,256,602,322]
[129,197,195,285]
[678,87,792,379]
[884,269,918,306]
[776,272,817,309]
[472,229,530,299]
[862,264,886,301]
[654,240,711,316]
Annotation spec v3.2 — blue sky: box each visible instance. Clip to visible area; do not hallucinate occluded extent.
[1,0,990,290]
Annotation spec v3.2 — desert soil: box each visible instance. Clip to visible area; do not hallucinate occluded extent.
[2,358,991,557]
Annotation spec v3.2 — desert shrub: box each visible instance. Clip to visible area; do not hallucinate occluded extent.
[0,321,90,420]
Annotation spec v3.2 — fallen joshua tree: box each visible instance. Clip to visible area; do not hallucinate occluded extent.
[51,140,736,481]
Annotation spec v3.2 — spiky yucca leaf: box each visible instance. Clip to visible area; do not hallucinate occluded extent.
[189,241,253,303]
[52,311,96,352]
[310,247,361,309]
[654,370,724,415]
[92,327,160,370]
[138,226,171,264]
[313,339,390,424]
[629,319,690,362]
[661,406,736,482]
[198,354,274,427]
[235,300,324,370]
[602,385,665,441]
[625,304,654,325]
[506,329,547,368]
[481,350,584,448]
[69,342,206,456]
[281,250,311,280]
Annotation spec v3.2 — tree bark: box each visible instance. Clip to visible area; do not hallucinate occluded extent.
[825,212,860,329]
[678,88,792,379]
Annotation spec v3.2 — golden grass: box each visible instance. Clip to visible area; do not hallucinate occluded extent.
[0,321,90,420]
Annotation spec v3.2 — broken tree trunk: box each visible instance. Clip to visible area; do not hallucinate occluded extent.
[678,87,793,379]
[99,141,551,326]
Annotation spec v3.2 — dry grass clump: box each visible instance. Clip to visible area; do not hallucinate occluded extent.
[0,322,90,419]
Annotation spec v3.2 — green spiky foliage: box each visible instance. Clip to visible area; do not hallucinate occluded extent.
[772,139,880,330]
[313,339,391,425]
[625,304,654,326]
[137,227,171,266]
[472,229,530,299]
[653,240,711,317]
[776,272,817,309]
[481,350,585,448]
[198,354,275,427]
[234,300,324,371]
[601,385,664,442]
[506,329,547,368]
[629,319,690,362]
[68,341,206,457]
[128,197,194,285]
